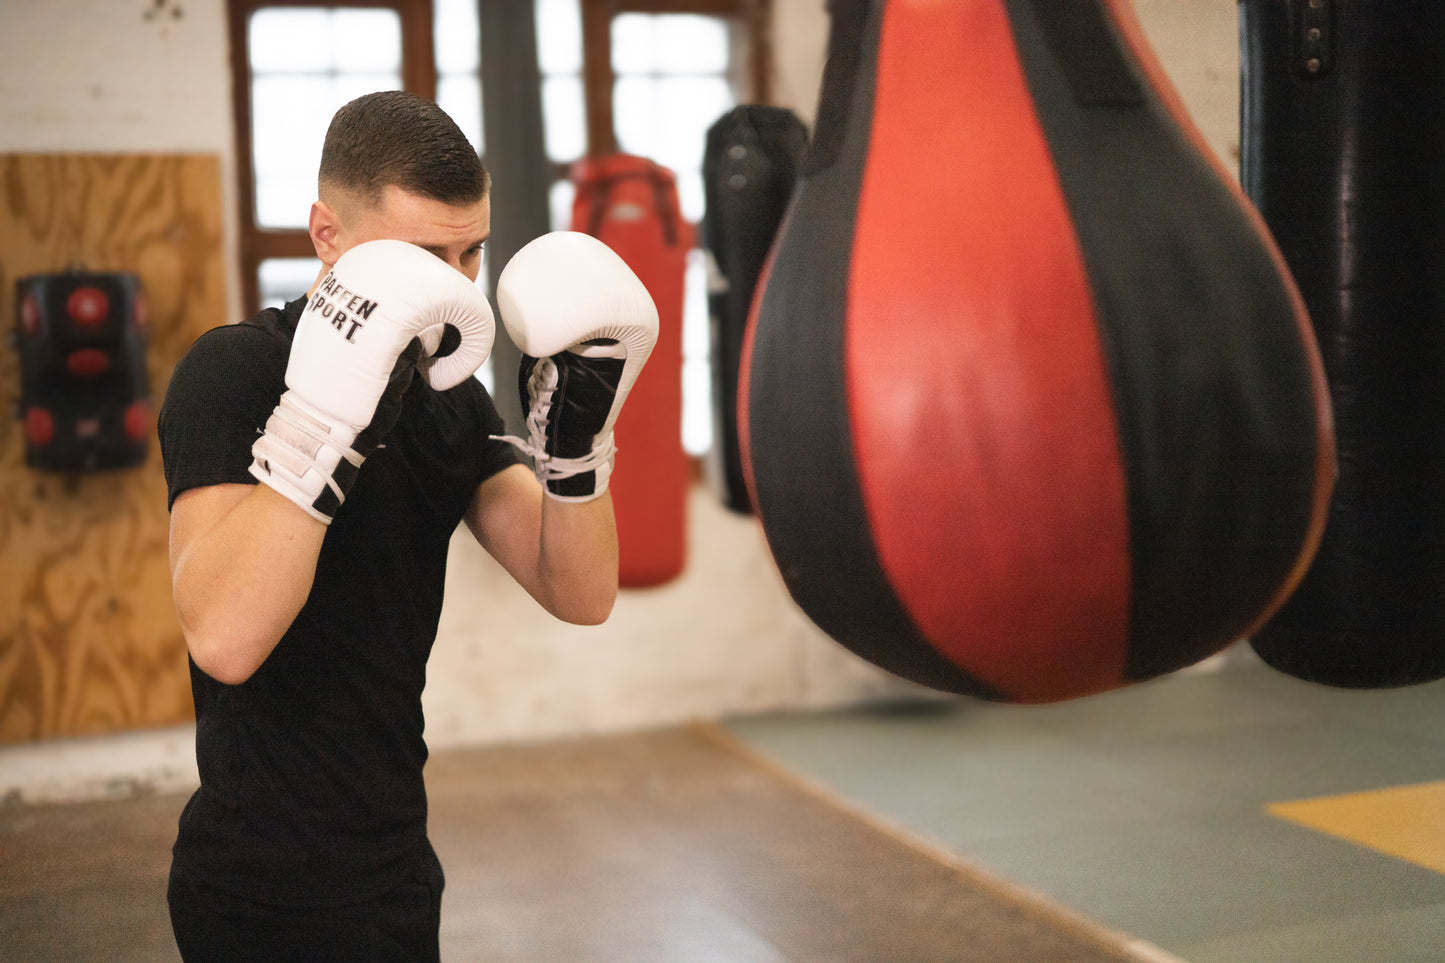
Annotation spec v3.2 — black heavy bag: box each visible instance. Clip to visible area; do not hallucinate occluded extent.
[740,0,1336,703]
[702,106,809,514]
[1242,1,1445,688]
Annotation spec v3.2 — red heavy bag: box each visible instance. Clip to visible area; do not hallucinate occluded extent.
[571,154,693,587]
[741,0,1336,703]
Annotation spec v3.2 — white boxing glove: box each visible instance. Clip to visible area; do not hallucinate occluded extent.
[493,231,659,501]
[251,238,495,523]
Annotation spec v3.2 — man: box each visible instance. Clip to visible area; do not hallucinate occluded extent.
[160,89,655,960]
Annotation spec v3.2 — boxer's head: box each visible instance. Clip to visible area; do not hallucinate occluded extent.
[319,89,489,208]
[309,90,491,283]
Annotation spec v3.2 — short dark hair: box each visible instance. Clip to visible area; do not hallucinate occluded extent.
[318,90,489,207]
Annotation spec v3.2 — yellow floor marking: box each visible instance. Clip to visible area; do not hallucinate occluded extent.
[1267,781,1445,875]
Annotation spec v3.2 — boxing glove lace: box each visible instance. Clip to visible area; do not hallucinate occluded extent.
[492,232,659,501]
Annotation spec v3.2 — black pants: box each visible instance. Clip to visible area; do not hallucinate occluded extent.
[168,854,444,963]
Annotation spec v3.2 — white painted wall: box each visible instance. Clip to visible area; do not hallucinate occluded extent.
[1132,0,1242,176]
[0,0,246,325]
[769,0,831,127]
[0,0,1245,803]
[424,487,907,752]
[0,0,231,151]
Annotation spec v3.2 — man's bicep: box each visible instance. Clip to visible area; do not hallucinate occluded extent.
[169,483,255,573]
[464,464,544,580]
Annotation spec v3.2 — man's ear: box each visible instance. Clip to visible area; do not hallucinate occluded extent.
[309,200,343,265]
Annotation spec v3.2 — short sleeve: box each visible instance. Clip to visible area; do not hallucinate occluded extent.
[158,324,289,510]
[468,379,524,484]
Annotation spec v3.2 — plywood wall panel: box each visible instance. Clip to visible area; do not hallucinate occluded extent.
[0,154,227,744]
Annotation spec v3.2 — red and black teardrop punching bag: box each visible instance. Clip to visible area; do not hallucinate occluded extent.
[740,0,1336,703]
[1242,1,1445,688]
[571,154,693,587]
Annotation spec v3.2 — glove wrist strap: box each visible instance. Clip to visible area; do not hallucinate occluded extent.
[249,392,366,524]
[492,431,616,502]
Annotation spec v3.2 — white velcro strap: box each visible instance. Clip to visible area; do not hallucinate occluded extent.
[248,392,364,524]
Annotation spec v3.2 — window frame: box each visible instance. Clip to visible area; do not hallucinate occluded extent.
[226,0,772,315]
[581,0,771,158]
[226,0,437,317]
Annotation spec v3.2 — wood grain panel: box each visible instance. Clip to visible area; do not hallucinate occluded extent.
[0,154,227,744]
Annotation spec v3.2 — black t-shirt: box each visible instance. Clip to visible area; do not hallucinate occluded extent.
[159,297,518,908]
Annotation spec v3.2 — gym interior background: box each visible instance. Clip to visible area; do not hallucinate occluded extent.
[2,2,1443,961]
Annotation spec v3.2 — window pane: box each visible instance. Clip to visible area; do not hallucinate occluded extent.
[475,247,495,394]
[332,9,402,70]
[541,75,585,163]
[612,76,659,159]
[675,170,706,227]
[249,7,404,230]
[656,15,729,74]
[549,178,576,233]
[613,76,733,173]
[438,75,484,153]
[258,257,321,309]
[606,10,736,458]
[657,77,734,170]
[682,250,711,455]
[683,354,712,454]
[610,14,656,75]
[252,72,400,227]
[612,14,728,76]
[434,0,480,73]
[250,9,400,73]
[252,75,336,176]
[536,0,582,74]
[332,72,401,105]
[249,9,332,72]
[254,175,315,229]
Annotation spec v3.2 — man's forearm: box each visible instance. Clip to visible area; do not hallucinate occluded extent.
[535,491,619,625]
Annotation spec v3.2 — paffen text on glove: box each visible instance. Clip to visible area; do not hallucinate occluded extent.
[309,272,382,343]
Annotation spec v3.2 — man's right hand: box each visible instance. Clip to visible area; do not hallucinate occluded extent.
[250,239,495,523]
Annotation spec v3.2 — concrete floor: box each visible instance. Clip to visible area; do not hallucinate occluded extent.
[2,725,1159,963]
[3,648,1443,961]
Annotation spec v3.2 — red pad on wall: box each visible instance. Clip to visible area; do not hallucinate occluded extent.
[571,154,694,587]
[740,0,1335,703]
[14,269,151,473]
